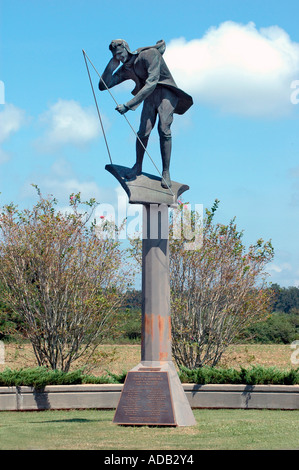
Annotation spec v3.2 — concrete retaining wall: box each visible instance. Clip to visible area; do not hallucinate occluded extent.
[0,384,298,411]
[184,384,299,410]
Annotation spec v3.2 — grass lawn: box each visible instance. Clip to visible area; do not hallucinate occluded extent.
[0,409,298,450]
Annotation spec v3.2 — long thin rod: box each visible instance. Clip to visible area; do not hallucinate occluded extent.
[82,50,113,164]
[82,50,174,196]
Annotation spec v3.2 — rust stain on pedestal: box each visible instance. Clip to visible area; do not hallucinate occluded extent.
[158,315,165,344]
[158,315,168,361]
[144,313,153,336]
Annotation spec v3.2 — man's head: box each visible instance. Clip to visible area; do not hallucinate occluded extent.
[109,39,131,63]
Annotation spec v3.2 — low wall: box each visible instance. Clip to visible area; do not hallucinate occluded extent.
[0,383,298,411]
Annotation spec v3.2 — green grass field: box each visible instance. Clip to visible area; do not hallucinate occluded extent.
[0,409,298,450]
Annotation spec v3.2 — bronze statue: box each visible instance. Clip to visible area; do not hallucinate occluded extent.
[98,39,193,189]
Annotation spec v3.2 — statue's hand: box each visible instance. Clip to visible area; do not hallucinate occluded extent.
[115,104,129,115]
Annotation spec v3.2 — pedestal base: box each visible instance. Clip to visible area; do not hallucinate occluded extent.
[105,164,189,206]
[113,362,196,427]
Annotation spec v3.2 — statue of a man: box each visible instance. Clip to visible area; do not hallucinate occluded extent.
[98,39,193,189]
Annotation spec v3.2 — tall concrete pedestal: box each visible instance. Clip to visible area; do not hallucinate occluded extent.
[106,165,196,427]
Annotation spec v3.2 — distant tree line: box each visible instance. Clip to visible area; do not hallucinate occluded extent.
[2,285,299,345]
[270,283,299,313]
[113,284,299,345]
[239,283,299,344]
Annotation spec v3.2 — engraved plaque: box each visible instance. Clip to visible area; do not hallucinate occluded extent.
[113,371,176,426]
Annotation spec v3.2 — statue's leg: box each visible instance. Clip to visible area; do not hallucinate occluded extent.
[160,136,172,189]
[157,89,179,189]
[125,97,157,180]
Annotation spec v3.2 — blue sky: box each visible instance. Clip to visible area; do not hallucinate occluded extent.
[1,0,299,287]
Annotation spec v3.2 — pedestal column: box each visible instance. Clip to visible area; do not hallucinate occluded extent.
[141,204,172,363]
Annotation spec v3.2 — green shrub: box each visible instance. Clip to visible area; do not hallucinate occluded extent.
[178,365,299,385]
[240,313,299,344]
[0,365,298,387]
[112,307,141,342]
[0,367,124,388]
[0,296,24,341]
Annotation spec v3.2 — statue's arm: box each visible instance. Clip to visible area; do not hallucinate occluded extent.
[98,57,124,90]
[125,49,161,110]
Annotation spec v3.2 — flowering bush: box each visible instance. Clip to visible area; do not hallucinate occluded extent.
[0,187,132,371]
[170,200,274,368]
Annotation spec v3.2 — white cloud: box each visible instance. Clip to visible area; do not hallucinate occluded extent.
[37,99,104,149]
[165,22,299,117]
[0,103,26,143]
[268,263,282,274]
[20,158,135,238]
[266,251,299,287]
[21,158,106,202]
[21,157,120,211]
[268,262,292,274]
[45,177,102,199]
[0,103,27,164]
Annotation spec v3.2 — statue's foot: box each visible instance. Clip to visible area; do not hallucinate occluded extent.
[125,163,142,180]
[161,170,172,189]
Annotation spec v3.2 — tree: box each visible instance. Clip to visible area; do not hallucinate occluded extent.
[129,200,274,368]
[170,200,274,368]
[0,294,23,340]
[0,188,132,371]
[240,312,299,344]
[270,283,299,313]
